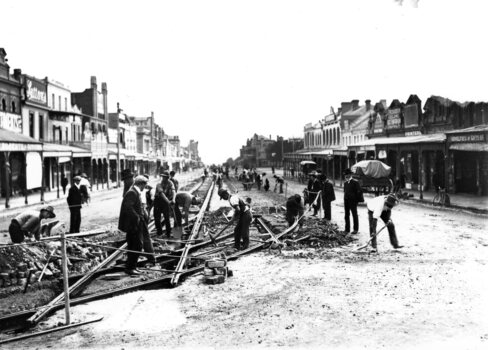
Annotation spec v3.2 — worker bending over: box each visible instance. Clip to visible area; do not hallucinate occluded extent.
[218,188,252,250]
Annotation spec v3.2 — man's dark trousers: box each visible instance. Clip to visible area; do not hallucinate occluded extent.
[368,210,399,249]
[126,228,143,270]
[234,211,252,249]
[154,203,172,236]
[344,200,358,233]
[69,208,81,233]
[322,200,332,221]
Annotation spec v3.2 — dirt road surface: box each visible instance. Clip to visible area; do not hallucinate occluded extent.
[3,176,488,349]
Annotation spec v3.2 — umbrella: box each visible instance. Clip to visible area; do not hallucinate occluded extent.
[300,160,316,165]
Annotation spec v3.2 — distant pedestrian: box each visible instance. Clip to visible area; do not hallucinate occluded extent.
[319,174,335,221]
[264,177,270,192]
[8,206,56,243]
[119,175,150,275]
[218,188,251,250]
[256,172,263,191]
[67,176,83,233]
[343,168,363,234]
[286,194,304,227]
[79,173,91,205]
[61,173,69,195]
[273,175,284,194]
[367,194,403,252]
[271,166,275,174]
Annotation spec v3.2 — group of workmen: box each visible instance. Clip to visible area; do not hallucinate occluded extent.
[286,168,403,252]
[118,169,201,275]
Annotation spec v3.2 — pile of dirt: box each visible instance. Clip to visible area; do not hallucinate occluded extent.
[285,217,356,248]
[203,207,233,226]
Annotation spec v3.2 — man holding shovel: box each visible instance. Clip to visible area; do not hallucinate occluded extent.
[218,188,251,250]
[366,193,403,252]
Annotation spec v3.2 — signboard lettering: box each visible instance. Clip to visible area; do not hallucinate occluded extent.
[26,79,47,104]
[0,111,22,133]
[405,130,421,137]
[449,134,485,142]
[387,108,402,130]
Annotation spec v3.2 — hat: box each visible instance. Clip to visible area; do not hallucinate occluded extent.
[143,173,150,180]
[309,171,318,176]
[343,168,352,176]
[160,171,170,178]
[218,188,229,199]
[41,206,56,218]
[121,169,134,180]
[385,194,398,208]
[170,170,176,176]
[318,173,327,181]
[73,175,82,181]
[81,173,88,178]
[134,175,149,185]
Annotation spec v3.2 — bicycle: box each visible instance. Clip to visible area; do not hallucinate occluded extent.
[432,187,451,207]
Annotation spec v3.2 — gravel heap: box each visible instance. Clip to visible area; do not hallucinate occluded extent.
[286,217,356,248]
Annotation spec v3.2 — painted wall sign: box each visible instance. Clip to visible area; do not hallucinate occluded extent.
[26,79,47,104]
[449,133,485,143]
[387,108,402,130]
[403,104,419,127]
[405,130,421,137]
[0,111,22,133]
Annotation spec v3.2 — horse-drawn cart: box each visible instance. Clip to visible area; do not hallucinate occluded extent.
[351,160,393,195]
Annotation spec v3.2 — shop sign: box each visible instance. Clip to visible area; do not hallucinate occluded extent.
[387,108,402,130]
[26,78,47,105]
[378,150,387,159]
[405,130,421,137]
[0,111,22,133]
[449,133,485,143]
[0,142,42,152]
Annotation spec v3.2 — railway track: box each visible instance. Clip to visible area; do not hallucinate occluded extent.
[0,176,297,339]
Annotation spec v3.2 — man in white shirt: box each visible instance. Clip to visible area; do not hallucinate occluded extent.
[366,194,403,252]
[218,188,251,250]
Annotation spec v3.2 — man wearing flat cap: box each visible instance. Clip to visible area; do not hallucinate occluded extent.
[119,175,151,275]
[9,206,56,243]
[153,170,175,237]
[366,193,403,252]
[67,175,83,233]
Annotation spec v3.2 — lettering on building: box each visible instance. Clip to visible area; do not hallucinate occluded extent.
[387,108,402,130]
[449,134,485,143]
[0,111,22,133]
[26,79,47,104]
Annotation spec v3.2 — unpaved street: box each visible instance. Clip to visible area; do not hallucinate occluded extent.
[4,178,488,350]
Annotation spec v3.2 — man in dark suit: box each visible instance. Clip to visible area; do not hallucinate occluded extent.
[319,174,336,221]
[119,175,149,275]
[343,168,363,234]
[67,176,83,233]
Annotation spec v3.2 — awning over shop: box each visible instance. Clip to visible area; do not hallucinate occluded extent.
[333,147,348,156]
[352,134,446,148]
[449,143,488,152]
[42,143,92,158]
[0,128,42,152]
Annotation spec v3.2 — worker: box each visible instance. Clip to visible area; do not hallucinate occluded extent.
[169,170,179,192]
[343,168,363,234]
[218,188,251,250]
[174,192,201,227]
[273,175,284,194]
[119,175,151,275]
[121,169,134,197]
[319,173,336,221]
[67,175,83,233]
[306,171,321,216]
[154,171,176,237]
[285,194,305,227]
[366,193,403,252]
[9,206,56,243]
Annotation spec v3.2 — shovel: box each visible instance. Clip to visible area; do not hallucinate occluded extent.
[355,224,387,251]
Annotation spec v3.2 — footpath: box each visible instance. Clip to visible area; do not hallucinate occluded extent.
[0,170,203,219]
[256,167,488,216]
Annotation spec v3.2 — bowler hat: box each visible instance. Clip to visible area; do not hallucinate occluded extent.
[73,175,82,181]
[309,171,318,176]
[81,173,88,178]
[385,194,398,208]
[343,168,352,176]
[41,206,56,218]
[160,171,170,178]
[218,188,229,199]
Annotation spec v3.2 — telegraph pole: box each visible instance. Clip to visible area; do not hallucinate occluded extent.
[116,102,121,188]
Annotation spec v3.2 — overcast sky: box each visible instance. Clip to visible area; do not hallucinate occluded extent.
[2,0,487,164]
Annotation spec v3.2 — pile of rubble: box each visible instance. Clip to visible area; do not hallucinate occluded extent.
[284,218,356,248]
[0,239,112,291]
[203,207,233,226]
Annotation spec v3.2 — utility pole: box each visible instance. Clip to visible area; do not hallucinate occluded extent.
[116,102,121,188]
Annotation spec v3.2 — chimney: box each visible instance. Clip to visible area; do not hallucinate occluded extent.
[341,102,352,113]
[365,99,371,111]
[13,68,22,80]
[102,82,108,120]
[337,107,342,116]
[351,100,359,110]
[91,76,97,118]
